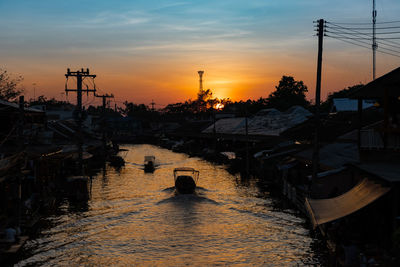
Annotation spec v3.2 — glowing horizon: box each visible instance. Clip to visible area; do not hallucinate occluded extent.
[1,0,400,108]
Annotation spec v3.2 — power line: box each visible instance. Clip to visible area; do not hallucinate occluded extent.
[327,35,400,58]
[326,22,400,49]
[329,20,400,25]
[327,25,400,30]
[326,31,400,55]
[327,30,400,36]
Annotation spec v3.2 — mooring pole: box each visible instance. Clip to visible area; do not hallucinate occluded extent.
[311,19,324,189]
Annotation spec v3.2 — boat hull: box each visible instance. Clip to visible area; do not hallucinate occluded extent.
[144,163,155,173]
[175,175,196,194]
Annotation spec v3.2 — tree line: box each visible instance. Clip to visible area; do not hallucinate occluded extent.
[0,67,363,117]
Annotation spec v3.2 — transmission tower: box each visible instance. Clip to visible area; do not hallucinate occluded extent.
[198,71,204,92]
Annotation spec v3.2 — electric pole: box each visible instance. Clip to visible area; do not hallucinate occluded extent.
[150,100,155,111]
[95,93,114,152]
[17,96,24,229]
[372,0,377,80]
[65,68,97,175]
[312,19,324,189]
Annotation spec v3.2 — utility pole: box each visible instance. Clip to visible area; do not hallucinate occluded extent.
[32,83,36,101]
[372,0,377,80]
[245,109,249,178]
[65,68,96,175]
[17,95,24,229]
[150,100,155,111]
[95,93,114,152]
[312,19,324,189]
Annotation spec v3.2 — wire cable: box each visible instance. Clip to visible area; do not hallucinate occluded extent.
[326,32,400,54]
[327,35,400,58]
[328,25,400,30]
[326,30,400,55]
[326,21,400,49]
[329,20,400,25]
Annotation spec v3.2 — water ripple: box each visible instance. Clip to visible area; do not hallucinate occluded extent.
[16,144,322,266]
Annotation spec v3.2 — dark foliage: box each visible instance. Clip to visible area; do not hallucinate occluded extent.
[0,69,24,101]
[266,75,309,111]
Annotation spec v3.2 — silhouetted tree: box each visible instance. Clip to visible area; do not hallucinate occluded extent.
[196,88,213,112]
[223,97,268,115]
[120,101,150,117]
[266,75,309,111]
[29,95,73,108]
[0,68,24,101]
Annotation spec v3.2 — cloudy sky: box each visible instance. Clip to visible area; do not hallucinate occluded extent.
[1,0,399,107]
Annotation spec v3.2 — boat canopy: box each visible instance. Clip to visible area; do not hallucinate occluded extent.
[305,178,390,229]
[144,156,155,162]
[174,167,196,172]
[173,167,199,182]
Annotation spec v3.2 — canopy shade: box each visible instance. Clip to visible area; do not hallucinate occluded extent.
[305,178,390,228]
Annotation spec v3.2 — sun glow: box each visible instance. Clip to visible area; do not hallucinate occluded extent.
[215,103,224,110]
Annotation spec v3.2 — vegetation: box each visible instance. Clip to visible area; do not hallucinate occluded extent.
[161,75,310,116]
[29,95,73,108]
[119,101,150,117]
[266,75,310,111]
[0,68,24,101]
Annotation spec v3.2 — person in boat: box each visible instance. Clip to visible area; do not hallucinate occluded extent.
[145,161,154,169]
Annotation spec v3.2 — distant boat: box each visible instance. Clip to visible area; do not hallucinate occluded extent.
[144,156,155,173]
[173,167,199,194]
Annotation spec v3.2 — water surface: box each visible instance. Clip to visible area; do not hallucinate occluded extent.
[16,144,321,266]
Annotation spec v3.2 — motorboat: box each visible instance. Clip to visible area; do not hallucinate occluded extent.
[144,156,155,173]
[173,167,199,194]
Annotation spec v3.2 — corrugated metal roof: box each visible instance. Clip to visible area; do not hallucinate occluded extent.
[332,98,374,112]
[0,99,44,113]
[203,105,312,136]
[354,162,400,183]
[294,142,359,170]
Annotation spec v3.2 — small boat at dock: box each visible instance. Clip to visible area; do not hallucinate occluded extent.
[173,167,199,194]
[144,156,155,173]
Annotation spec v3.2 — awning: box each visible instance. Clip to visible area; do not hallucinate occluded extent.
[305,178,390,228]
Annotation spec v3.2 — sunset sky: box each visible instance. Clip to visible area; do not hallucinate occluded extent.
[1,0,400,107]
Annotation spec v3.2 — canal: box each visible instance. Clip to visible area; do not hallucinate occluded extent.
[16,144,323,266]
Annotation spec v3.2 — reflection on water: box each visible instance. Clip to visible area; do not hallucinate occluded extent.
[16,144,322,266]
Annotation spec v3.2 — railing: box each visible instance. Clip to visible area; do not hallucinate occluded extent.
[360,129,400,150]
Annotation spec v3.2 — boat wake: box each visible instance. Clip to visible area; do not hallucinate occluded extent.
[156,193,220,205]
